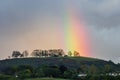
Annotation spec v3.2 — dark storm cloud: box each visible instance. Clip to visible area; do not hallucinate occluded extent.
[72,0,120,62]
[79,0,120,29]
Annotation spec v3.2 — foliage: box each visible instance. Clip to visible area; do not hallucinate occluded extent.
[0,74,16,80]
[18,69,32,79]
[25,78,68,80]
[63,69,78,79]
[35,68,45,77]
[59,65,68,74]
[38,66,61,78]
[76,75,120,80]
[0,57,120,79]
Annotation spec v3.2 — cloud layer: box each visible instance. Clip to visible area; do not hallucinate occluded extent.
[0,0,120,63]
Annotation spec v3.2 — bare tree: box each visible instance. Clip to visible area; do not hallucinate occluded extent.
[31,49,65,57]
[58,49,65,57]
[8,56,11,59]
[22,50,29,57]
[42,50,48,57]
[73,51,80,56]
[48,49,65,57]
[68,51,72,56]
[12,51,21,58]
[31,49,42,57]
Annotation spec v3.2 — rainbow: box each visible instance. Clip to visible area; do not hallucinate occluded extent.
[63,7,91,57]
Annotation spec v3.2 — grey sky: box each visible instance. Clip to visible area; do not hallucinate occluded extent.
[0,0,120,63]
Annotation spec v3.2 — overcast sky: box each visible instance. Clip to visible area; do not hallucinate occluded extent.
[0,0,120,63]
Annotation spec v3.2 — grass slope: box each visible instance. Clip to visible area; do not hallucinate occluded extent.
[0,56,116,71]
[25,78,68,80]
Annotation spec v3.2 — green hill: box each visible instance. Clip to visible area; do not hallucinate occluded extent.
[0,56,120,80]
[0,56,118,72]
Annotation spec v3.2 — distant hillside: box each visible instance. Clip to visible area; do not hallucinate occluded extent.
[0,56,119,72]
[0,56,120,80]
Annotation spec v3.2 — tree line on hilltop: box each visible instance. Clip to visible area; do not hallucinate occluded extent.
[10,49,80,58]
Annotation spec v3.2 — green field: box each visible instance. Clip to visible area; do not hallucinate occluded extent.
[25,78,68,80]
